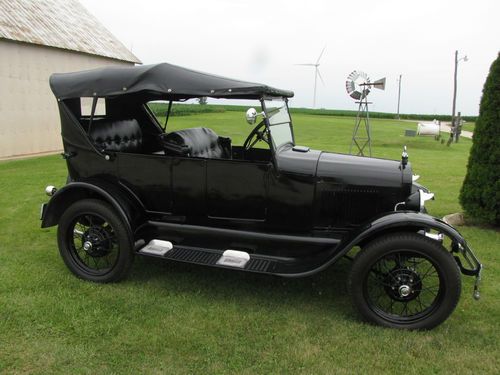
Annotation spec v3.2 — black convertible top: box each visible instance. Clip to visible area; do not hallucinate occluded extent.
[49,63,294,100]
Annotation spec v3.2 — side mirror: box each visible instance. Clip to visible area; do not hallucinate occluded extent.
[246,108,258,125]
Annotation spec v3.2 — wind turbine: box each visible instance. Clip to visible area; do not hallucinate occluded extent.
[295,47,326,108]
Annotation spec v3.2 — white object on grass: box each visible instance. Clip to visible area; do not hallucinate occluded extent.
[417,120,440,136]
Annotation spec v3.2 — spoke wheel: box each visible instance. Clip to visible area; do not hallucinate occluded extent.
[57,199,134,283]
[69,213,120,275]
[348,233,461,330]
[365,251,442,322]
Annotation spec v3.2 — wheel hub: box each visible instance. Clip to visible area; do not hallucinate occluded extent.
[81,226,112,257]
[398,285,411,297]
[384,268,422,302]
[83,241,92,251]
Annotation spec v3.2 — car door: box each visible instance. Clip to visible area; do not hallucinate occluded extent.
[117,153,172,212]
[206,158,270,221]
[170,157,206,219]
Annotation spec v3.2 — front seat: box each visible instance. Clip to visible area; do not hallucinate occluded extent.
[160,127,231,159]
[89,119,142,153]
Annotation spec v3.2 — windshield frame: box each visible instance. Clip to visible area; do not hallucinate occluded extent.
[261,97,295,152]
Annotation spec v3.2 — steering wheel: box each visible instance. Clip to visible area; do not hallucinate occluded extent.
[243,120,269,151]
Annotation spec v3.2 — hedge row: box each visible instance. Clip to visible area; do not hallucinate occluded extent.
[147,102,477,122]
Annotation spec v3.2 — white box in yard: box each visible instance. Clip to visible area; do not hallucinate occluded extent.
[417,120,440,136]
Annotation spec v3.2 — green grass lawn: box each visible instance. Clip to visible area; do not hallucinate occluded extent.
[1,112,498,374]
[461,122,475,133]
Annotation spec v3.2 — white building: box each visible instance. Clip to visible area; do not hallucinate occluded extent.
[0,0,141,159]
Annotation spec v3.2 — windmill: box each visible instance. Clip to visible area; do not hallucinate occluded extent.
[345,70,386,157]
[295,47,326,108]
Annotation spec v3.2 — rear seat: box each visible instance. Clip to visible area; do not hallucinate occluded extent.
[89,119,142,153]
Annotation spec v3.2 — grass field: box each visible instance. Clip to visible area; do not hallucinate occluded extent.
[0,112,498,374]
[461,122,475,133]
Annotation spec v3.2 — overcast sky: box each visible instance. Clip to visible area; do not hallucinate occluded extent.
[80,0,498,115]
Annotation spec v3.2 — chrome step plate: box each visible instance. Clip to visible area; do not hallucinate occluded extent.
[139,239,173,256]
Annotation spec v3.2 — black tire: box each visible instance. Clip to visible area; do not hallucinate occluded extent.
[348,232,461,330]
[57,199,134,283]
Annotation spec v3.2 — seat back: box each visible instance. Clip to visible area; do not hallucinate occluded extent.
[89,119,142,153]
[160,127,231,158]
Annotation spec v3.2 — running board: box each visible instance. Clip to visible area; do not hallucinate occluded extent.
[135,221,340,257]
[138,244,276,273]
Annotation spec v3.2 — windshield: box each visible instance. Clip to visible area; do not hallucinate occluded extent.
[264,99,294,150]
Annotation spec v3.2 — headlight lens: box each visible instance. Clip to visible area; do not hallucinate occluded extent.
[45,185,57,196]
[419,190,435,211]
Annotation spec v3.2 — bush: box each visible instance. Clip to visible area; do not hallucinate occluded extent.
[460,52,500,225]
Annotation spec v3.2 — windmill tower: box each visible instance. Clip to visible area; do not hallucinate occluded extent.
[295,47,326,108]
[345,71,386,157]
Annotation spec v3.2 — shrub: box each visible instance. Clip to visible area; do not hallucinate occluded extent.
[459,52,500,225]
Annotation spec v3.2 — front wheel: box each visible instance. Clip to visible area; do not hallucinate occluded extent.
[348,232,461,329]
[57,199,134,283]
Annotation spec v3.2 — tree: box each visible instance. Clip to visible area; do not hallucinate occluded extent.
[198,97,208,105]
[459,52,500,225]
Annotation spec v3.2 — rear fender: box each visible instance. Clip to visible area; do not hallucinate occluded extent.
[41,180,145,233]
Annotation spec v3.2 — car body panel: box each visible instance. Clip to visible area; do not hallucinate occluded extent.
[207,158,269,221]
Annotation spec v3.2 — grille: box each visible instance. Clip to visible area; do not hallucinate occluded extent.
[320,187,380,224]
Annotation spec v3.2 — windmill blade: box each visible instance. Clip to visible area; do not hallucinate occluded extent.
[294,63,316,66]
[316,46,326,64]
[373,77,386,90]
[316,68,325,85]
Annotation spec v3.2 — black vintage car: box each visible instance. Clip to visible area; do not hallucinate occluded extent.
[41,63,481,329]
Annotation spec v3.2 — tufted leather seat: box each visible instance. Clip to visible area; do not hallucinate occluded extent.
[160,127,231,159]
[89,119,142,153]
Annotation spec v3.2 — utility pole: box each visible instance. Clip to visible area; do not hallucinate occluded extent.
[456,111,462,142]
[450,50,468,144]
[396,74,402,119]
[452,50,458,129]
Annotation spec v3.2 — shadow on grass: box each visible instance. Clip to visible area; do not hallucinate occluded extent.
[375,139,457,151]
[127,254,357,321]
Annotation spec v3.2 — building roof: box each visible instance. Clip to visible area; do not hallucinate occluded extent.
[50,63,294,100]
[0,0,141,64]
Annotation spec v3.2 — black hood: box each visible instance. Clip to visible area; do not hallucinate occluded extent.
[275,146,322,176]
[276,147,413,226]
[317,152,411,188]
[276,147,411,187]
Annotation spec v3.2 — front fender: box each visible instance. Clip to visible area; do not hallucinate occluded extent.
[284,211,482,285]
[336,211,482,298]
[341,211,467,250]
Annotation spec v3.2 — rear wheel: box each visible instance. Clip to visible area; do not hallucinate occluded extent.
[57,199,133,282]
[348,232,461,329]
